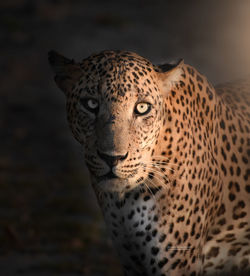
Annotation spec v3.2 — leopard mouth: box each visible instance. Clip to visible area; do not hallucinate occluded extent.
[98,170,119,181]
[97,168,139,183]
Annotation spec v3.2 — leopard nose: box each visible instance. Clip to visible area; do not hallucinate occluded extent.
[97,150,128,167]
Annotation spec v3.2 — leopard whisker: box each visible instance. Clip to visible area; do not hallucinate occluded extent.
[144,173,166,191]
[140,162,173,181]
[142,166,170,188]
[143,180,157,201]
[148,171,170,187]
[142,162,176,173]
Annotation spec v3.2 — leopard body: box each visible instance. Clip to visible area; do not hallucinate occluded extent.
[49,50,250,276]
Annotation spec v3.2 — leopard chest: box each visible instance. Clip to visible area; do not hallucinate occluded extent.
[100,191,162,272]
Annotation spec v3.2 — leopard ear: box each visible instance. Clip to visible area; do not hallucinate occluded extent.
[155,59,184,95]
[48,50,82,95]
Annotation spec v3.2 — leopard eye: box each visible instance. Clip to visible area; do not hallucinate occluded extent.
[87,99,98,109]
[134,102,151,115]
[80,98,99,113]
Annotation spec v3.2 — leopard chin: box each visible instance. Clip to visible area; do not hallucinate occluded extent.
[94,176,130,194]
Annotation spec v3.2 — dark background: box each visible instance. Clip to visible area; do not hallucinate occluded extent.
[0,1,250,275]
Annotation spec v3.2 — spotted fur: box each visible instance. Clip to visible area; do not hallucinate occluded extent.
[48,50,250,276]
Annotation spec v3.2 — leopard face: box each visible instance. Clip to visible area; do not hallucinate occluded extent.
[49,50,182,194]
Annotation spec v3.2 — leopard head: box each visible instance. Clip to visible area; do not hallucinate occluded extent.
[49,50,183,194]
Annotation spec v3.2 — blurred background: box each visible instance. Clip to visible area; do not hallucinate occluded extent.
[0,0,250,275]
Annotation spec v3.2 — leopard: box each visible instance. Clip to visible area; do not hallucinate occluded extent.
[48,50,250,276]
